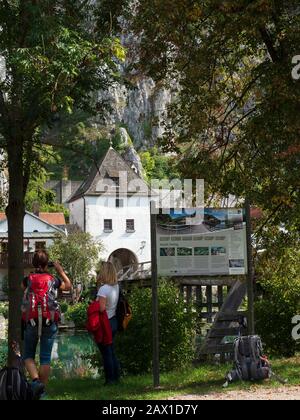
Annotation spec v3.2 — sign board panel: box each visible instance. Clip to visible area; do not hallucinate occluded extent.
[157,208,247,276]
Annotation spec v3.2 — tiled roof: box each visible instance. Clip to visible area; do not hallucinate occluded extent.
[0,212,66,226]
[68,147,150,202]
[38,213,66,226]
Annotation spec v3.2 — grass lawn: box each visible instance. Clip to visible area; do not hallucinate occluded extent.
[47,355,300,400]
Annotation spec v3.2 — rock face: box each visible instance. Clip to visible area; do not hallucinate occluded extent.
[97,76,172,149]
[117,127,144,177]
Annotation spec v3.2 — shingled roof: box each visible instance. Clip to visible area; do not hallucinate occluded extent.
[68,147,150,202]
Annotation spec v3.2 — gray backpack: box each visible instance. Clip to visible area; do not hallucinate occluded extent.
[226,336,271,384]
[0,367,33,400]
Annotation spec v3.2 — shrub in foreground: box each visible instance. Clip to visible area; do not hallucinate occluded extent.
[115,280,197,374]
[66,302,89,328]
[255,249,300,357]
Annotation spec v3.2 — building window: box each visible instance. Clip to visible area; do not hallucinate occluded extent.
[35,242,46,251]
[104,219,113,232]
[116,199,124,208]
[111,177,120,187]
[126,219,135,232]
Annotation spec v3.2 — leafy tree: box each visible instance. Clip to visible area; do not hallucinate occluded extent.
[131,1,300,236]
[0,0,125,364]
[255,248,300,356]
[25,164,70,219]
[46,111,128,181]
[139,147,180,181]
[48,232,103,293]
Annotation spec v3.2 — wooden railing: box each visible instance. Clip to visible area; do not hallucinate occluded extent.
[0,252,35,268]
[117,261,152,281]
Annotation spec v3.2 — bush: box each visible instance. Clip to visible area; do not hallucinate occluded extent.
[0,302,8,319]
[115,280,197,374]
[66,302,89,328]
[255,249,300,357]
[2,276,8,296]
[0,340,7,367]
[60,301,69,315]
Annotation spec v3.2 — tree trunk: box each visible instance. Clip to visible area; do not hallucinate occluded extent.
[6,140,25,366]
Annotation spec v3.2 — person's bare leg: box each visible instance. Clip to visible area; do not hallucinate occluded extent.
[24,359,39,381]
[39,365,51,385]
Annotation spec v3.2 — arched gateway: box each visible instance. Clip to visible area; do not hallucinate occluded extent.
[108,248,138,274]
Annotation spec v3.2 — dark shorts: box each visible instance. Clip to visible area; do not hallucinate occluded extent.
[23,322,58,366]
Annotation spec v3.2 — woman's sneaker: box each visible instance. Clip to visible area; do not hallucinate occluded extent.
[31,380,45,400]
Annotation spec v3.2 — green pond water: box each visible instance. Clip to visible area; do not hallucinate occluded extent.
[0,330,101,379]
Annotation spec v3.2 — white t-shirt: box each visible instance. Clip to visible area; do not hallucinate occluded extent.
[97,284,119,319]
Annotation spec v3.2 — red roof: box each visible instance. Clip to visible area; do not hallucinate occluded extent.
[0,212,66,225]
[38,213,66,226]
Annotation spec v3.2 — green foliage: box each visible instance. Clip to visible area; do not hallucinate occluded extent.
[47,354,300,399]
[46,112,128,181]
[255,248,300,357]
[49,232,102,289]
[0,340,7,367]
[0,302,8,319]
[66,302,89,328]
[131,1,300,234]
[115,280,196,374]
[139,147,180,181]
[25,164,69,218]
[0,0,126,360]
[60,301,69,315]
[1,276,9,297]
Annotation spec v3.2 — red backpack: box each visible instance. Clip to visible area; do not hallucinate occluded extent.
[21,273,60,325]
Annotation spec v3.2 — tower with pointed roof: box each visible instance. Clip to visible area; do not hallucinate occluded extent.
[68,147,152,272]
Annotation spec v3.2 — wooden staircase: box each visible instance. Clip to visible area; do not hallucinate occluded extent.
[200,279,248,355]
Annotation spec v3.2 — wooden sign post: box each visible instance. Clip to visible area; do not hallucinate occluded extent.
[245,199,255,335]
[150,203,160,387]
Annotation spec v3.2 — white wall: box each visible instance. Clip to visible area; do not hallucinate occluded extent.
[85,195,151,263]
[0,213,60,235]
[69,198,85,231]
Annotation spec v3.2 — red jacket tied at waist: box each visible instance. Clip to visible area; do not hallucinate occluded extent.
[86,301,112,345]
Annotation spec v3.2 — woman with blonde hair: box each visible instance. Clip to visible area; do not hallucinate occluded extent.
[96,261,120,385]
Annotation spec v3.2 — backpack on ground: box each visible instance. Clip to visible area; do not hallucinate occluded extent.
[225,335,271,385]
[21,273,60,336]
[116,288,132,332]
[0,343,33,401]
[0,367,33,401]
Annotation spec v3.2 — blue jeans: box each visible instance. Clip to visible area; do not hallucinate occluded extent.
[98,317,120,383]
[23,322,58,366]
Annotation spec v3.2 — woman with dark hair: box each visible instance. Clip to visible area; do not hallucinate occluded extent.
[21,250,72,399]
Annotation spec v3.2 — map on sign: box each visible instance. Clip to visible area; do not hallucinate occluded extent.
[157,208,247,276]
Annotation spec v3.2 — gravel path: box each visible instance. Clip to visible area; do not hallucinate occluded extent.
[169,386,300,400]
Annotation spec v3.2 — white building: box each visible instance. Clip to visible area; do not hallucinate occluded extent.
[0,211,66,300]
[68,147,152,273]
